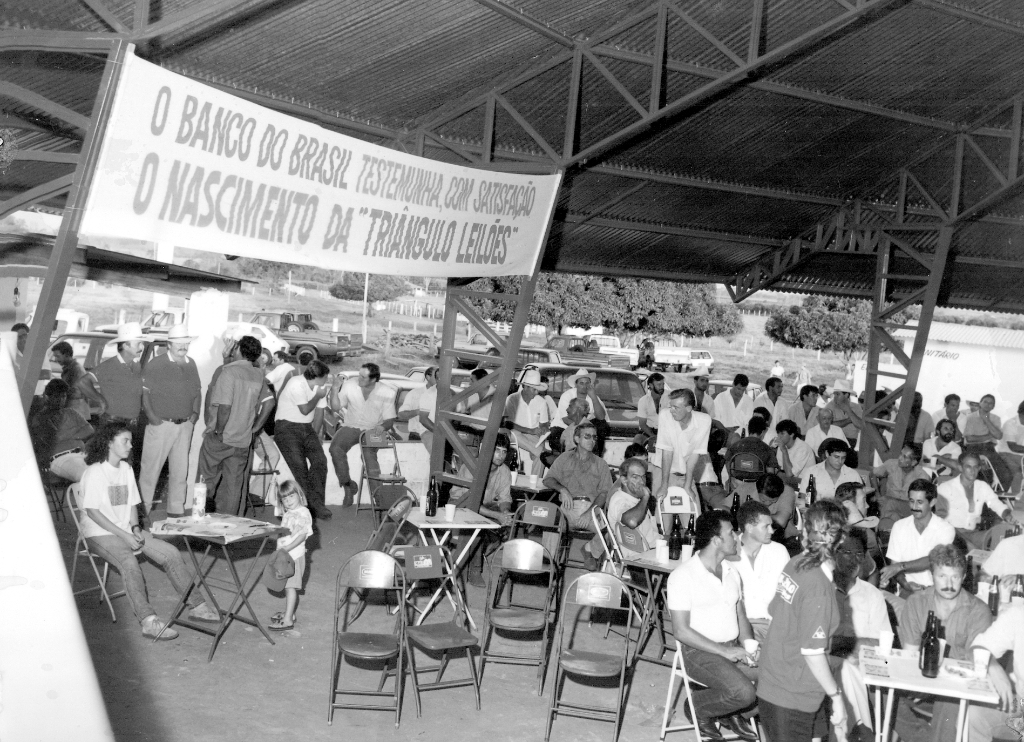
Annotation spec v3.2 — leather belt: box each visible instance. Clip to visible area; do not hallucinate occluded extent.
[571,496,591,502]
[168,418,191,424]
[50,448,82,463]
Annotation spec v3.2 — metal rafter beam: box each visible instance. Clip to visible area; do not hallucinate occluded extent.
[547,261,731,283]
[12,150,80,165]
[560,213,785,246]
[0,173,75,221]
[0,30,121,52]
[0,81,91,133]
[78,0,130,34]
[916,0,1024,37]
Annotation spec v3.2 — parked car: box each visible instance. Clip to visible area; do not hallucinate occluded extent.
[249,312,358,362]
[639,338,715,373]
[583,334,639,368]
[96,309,185,336]
[35,332,168,398]
[436,333,545,369]
[544,335,628,368]
[224,322,290,363]
[515,363,645,438]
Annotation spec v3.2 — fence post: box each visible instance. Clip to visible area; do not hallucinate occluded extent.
[332,318,338,332]
[413,321,418,333]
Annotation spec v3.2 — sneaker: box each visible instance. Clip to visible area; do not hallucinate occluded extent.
[342,481,358,507]
[467,570,486,588]
[188,602,221,623]
[142,615,178,640]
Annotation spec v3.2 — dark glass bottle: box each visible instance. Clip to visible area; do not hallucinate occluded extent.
[965,556,976,595]
[682,515,695,546]
[1012,574,1024,606]
[989,582,1001,617]
[730,491,741,521]
[425,478,438,517]
[920,612,942,678]
[668,515,683,561]
[807,475,817,505]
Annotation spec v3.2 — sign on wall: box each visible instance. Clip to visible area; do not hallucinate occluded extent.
[81,54,561,277]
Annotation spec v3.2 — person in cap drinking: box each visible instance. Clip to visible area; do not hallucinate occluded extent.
[139,324,202,517]
[94,322,146,478]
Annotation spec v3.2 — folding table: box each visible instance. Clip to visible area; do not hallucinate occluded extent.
[150,514,288,661]
[858,645,999,742]
[406,508,501,629]
[620,546,689,666]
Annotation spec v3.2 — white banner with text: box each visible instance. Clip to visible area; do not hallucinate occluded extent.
[81,54,561,277]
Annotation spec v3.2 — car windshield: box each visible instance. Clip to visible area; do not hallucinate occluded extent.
[544,370,643,410]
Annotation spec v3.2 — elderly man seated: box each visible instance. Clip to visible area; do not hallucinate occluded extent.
[961,393,1015,492]
[899,544,994,742]
[799,438,864,500]
[555,368,610,454]
[606,457,659,550]
[502,369,550,475]
[870,443,929,532]
[936,451,1018,549]
[774,419,816,493]
[922,418,962,482]
[825,378,863,453]
[805,407,847,461]
[542,421,613,571]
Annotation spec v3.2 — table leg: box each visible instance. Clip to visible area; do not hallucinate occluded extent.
[881,689,895,742]
[209,536,276,661]
[954,700,967,742]
[414,528,480,629]
[874,688,883,742]
[155,538,213,641]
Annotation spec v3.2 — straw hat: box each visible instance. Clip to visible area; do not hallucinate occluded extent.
[107,322,146,343]
[520,369,548,391]
[166,324,195,343]
[570,368,597,383]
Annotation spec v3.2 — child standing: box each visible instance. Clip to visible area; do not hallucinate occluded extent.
[269,480,314,631]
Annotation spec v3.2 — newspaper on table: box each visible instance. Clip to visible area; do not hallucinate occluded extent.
[151,513,287,544]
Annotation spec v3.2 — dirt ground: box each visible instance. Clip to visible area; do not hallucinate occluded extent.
[57,486,951,742]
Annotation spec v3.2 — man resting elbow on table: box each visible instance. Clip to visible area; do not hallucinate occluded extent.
[542,421,612,571]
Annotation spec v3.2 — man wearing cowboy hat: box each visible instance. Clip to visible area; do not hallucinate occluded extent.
[95,322,146,478]
[139,324,202,516]
[825,378,862,448]
[502,368,550,475]
[555,367,610,452]
[687,365,716,417]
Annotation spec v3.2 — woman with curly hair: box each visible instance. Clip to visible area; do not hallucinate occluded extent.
[757,499,848,741]
[78,421,219,639]
[28,379,93,482]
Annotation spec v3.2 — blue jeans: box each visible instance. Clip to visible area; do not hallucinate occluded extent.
[274,421,328,511]
[88,533,204,624]
[759,697,828,742]
[680,642,758,719]
[328,426,379,487]
[197,434,250,515]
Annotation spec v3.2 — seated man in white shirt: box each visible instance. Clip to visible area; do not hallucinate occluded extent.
[502,369,550,475]
[713,374,754,436]
[997,399,1024,494]
[397,365,435,441]
[667,510,759,741]
[730,500,789,641]
[752,377,784,436]
[784,384,820,435]
[933,393,966,443]
[961,394,1015,493]
[555,368,610,453]
[804,407,846,460]
[606,457,659,550]
[636,372,667,447]
[881,478,956,595]
[922,418,962,483]
[774,419,815,492]
[936,451,1017,549]
[968,604,1023,742]
[799,438,864,500]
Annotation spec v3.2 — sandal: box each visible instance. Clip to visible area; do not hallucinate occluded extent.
[269,616,295,632]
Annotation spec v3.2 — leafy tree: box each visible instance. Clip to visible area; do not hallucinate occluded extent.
[467,274,742,338]
[763,296,871,360]
[328,273,406,302]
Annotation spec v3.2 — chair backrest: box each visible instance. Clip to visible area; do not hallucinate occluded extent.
[566,572,631,613]
[365,491,416,551]
[338,549,404,590]
[510,499,566,546]
[616,523,648,554]
[404,545,445,581]
[360,429,396,449]
[500,538,554,574]
[728,450,766,482]
[590,505,617,561]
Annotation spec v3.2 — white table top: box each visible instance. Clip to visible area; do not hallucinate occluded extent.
[510,479,554,494]
[858,646,999,704]
[408,508,502,530]
[621,547,689,575]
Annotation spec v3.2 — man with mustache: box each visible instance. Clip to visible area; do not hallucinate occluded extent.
[881,478,955,595]
[921,418,962,483]
[606,457,659,549]
[899,543,993,742]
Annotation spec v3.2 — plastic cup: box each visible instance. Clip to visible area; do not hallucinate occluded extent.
[743,639,759,656]
[655,540,669,563]
[679,544,694,562]
[877,629,894,656]
[972,647,991,675]
[529,474,538,488]
[444,503,457,522]
[510,471,519,485]
[192,483,207,521]
[938,638,948,660]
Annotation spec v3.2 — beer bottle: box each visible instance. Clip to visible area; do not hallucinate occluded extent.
[730,490,741,521]
[807,475,817,505]
[425,478,438,517]
[668,515,683,561]
[920,612,942,678]
[966,556,975,594]
[682,514,695,546]
[988,581,1000,617]
[1012,575,1024,606]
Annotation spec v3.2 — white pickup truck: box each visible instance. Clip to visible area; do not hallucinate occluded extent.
[584,334,640,368]
[640,338,715,373]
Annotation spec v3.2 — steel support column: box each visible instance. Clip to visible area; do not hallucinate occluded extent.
[859,226,953,464]
[15,39,130,410]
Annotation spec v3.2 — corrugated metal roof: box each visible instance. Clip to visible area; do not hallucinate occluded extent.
[4,0,1024,311]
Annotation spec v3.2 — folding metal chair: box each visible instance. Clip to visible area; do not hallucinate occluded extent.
[328,550,408,728]
[66,484,126,622]
[545,572,636,742]
[661,640,703,741]
[402,545,481,716]
[243,434,277,517]
[364,489,417,557]
[42,468,70,522]
[656,486,700,537]
[480,538,560,696]
[357,430,406,526]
